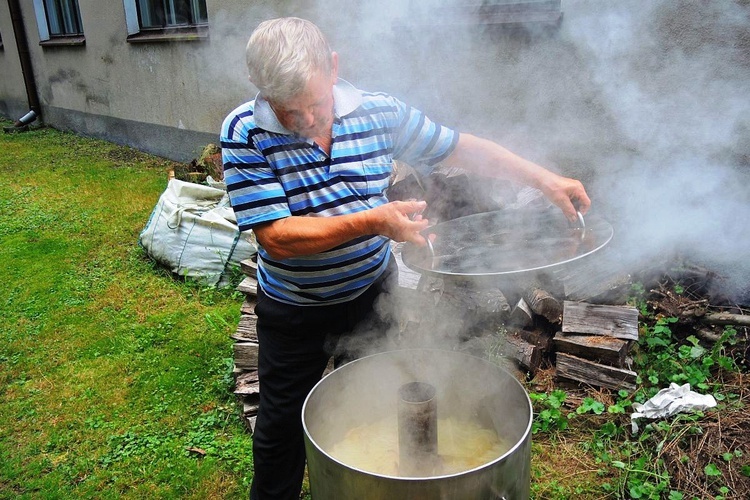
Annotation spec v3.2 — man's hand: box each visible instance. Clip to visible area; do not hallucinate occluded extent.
[538,174,591,223]
[442,133,592,223]
[370,200,431,245]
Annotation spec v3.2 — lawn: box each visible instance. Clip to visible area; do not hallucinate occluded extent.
[1,123,747,499]
[0,124,251,499]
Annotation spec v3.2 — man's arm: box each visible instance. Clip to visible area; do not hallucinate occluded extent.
[253,200,430,260]
[440,133,591,222]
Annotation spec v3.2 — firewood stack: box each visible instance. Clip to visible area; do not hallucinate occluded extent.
[232,259,260,434]
[502,265,641,389]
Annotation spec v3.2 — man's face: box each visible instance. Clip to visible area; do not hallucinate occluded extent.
[269,64,338,139]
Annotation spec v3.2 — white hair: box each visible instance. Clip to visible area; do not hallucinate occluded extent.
[246,17,333,103]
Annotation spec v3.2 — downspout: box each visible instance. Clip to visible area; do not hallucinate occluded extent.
[7,0,42,127]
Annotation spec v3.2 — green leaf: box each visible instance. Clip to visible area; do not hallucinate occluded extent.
[704,463,722,477]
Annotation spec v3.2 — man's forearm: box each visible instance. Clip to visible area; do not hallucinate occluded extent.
[253,212,375,260]
[253,200,431,260]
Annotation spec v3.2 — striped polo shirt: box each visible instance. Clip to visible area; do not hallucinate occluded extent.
[220,79,458,305]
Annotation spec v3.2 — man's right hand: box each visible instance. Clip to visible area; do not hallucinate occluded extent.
[370,200,430,245]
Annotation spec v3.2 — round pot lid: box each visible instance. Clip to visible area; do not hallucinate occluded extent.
[401,208,614,279]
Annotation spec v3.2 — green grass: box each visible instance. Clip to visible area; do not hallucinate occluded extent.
[0,124,252,499]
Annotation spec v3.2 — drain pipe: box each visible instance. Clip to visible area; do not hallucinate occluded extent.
[7,0,42,128]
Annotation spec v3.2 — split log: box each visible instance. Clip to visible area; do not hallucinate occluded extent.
[562,301,639,341]
[553,248,632,304]
[240,297,256,316]
[440,284,511,335]
[240,258,258,278]
[242,397,260,415]
[516,328,553,351]
[234,370,260,396]
[555,352,637,391]
[231,314,258,342]
[502,334,542,373]
[524,288,562,323]
[553,332,628,368]
[508,298,533,330]
[234,341,259,370]
[244,415,258,435]
[236,276,258,296]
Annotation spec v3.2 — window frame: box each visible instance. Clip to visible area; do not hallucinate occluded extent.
[32,0,86,47]
[123,0,209,43]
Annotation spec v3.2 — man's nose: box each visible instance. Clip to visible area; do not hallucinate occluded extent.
[299,110,316,128]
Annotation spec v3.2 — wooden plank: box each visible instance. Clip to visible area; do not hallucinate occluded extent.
[553,332,628,367]
[236,276,258,296]
[554,247,633,304]
[234,341,259,370]
[555,352,637,391]
[232,314,258,342]
[562,301,639,341]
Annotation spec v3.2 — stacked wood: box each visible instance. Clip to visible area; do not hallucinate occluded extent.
[552,247,634,305]
[232,258,261,434]
[435,281,511,339]
[553,301,638,390]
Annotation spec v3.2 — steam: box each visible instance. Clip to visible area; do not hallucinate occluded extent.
[565,0,750,300]
[211,0,750,325]
[335,0,750,302]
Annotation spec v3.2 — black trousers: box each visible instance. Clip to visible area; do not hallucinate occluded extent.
[249,257,397,500]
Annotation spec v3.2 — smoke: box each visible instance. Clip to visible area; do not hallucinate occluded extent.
[564,0,750,300]
[211,1,750,309]
[331,0,750,302]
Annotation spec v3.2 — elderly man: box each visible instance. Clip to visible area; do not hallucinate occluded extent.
[221,17,590,499]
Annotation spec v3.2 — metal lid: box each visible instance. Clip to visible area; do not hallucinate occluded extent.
[401,208,614,279]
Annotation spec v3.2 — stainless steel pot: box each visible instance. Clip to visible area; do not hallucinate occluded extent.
[302,349,533,499]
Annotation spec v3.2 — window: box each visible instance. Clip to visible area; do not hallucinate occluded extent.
[44,0,84,35]
[124,0,208,42]
[32,0,85,46]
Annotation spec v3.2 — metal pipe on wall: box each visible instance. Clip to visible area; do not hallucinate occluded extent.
[7,0,42,125]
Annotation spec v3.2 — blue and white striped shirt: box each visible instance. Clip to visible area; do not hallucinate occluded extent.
[221,79,458,305]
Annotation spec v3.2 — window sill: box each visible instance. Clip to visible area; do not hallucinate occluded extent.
[127,26,208,44]
[40,35,86,47]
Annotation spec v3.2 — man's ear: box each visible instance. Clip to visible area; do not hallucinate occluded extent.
[331,52,339,82]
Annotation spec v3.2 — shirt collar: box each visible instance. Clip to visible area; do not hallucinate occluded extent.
[253,78,363,135]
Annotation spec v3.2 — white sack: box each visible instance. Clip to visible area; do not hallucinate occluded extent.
[630,382,717,433]
[139,179,256,287]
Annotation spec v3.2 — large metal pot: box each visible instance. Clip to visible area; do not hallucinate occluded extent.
[302,349,533,499]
